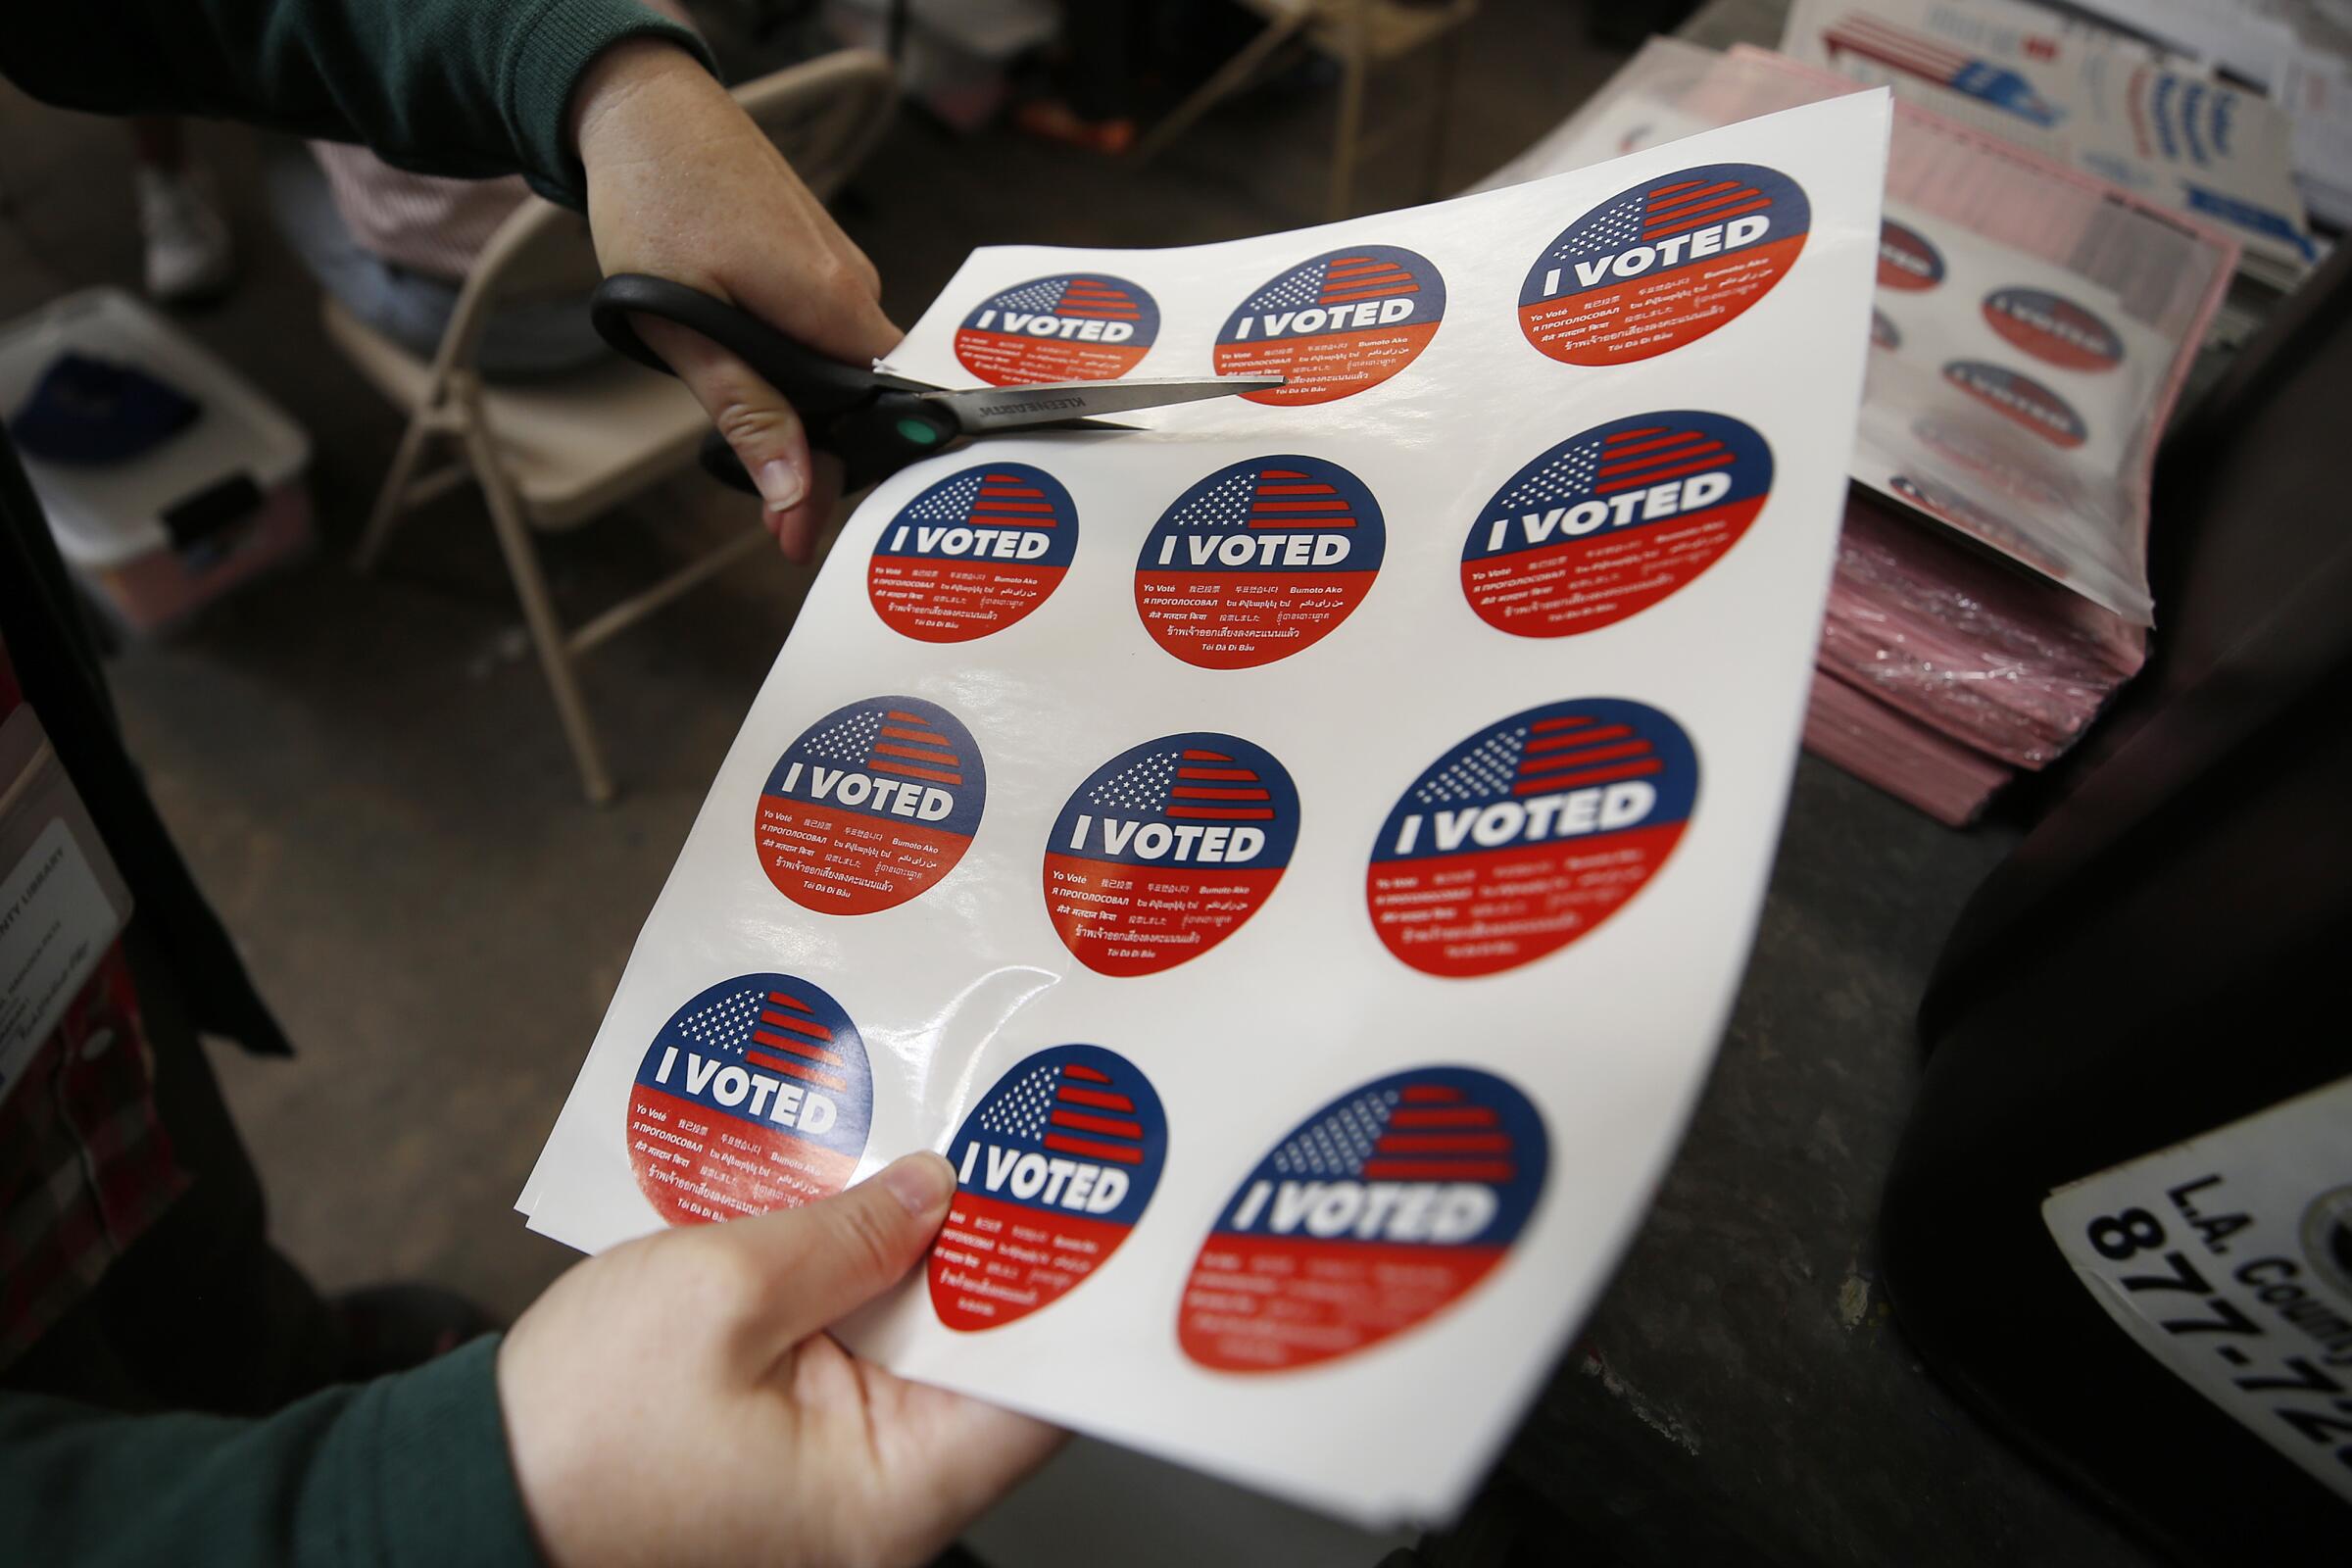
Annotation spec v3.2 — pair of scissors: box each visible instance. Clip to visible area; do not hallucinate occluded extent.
[590,274,1282,495]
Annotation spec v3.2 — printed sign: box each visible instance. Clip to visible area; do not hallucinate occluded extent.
[867,463,1079,643]
[1211,245,1446,405]
[1877,217,1945,290]
[2044,1077,2352,1504]
[755,696,986,915]
[955,273,1159,386]
[626,973,872,1224]
[1519,162,1811,366]
[1942,359,2088,448]
[1179,1066,1547,1372]
[1044,732,1300,977]
[1134,455,1385,668]
[1368,700,1697,978]
[1982,286,2125,372]
[930,1045,1169,1332]
[1459,412,1773,638]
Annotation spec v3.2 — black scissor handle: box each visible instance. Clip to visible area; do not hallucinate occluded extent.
[590,273,951,496]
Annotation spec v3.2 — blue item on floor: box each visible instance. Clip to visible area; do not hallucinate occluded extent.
[7,350,201,466]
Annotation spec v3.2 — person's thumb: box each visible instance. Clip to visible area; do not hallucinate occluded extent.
[633,315,813,521]
[729,1152,956,1357]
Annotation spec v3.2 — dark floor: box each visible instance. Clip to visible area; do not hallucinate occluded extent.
[0,3,2154,1564]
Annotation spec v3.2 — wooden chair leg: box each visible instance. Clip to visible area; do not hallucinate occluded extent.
[1132,12,1309,167]
[458,410,617,806]
[355,410,433,573]
[1328,7,1371,220]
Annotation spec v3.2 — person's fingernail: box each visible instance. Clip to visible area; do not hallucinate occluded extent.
[756,459,806,514]
[875,1152,955,1217]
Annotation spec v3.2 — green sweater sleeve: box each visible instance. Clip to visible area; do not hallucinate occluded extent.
[0,0,713,207]
[0,1337,542,1568]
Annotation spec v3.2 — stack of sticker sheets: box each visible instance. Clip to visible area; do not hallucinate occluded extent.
[520,93,1889,1523]
[1485,39,2236,825]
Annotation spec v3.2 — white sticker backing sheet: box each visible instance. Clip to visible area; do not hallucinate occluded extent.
[521,92,1891,1526]
[2043,1078,2352,1504]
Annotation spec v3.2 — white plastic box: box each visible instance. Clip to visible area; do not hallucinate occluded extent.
[0,287,313,636]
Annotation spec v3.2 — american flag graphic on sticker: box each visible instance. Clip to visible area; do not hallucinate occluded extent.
[1179,1065,1547,1373]
[1518,162,1810,366]
[1044,731,1300,977]
[1367,699,1698,978]
[1940,360,2087,449]
[867,462,1080,644]
[954,272,1159,386]
[627,972,872,1225]
[1135,454,1386,669]
[1460,411,1772,638]
[930,1044,1169,1332]
[755,695,986,915]
[1211,243,1446,406]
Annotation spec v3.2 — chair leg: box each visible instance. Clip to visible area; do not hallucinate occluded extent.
[1131,13,1309,168]
[1328,7,1371,220]
[459,419,617,806]
[355,410,433,573]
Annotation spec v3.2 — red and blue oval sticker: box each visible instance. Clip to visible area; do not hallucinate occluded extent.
[1941,360,2087,449]
[1179,1066,1546,1372]
[930,1044,1168,1332]
[626,973,873,1224]
[1044,732,1299,976]
[1460,412,1772,638]
[1368,699,1697,977]
[867,462,1079,643]
[755,696,985,915]
[1135,454,1385,667]
[1982,287,2123,372]
[1519,162,1809,366]
[1211,244,1446,405]
[1877,218,1944,291]
[955,272,1158,386]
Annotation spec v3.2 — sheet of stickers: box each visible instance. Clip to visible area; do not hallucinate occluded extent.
[521,92,1890,1525]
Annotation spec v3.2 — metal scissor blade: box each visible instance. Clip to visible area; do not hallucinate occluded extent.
[923,375,1284,434]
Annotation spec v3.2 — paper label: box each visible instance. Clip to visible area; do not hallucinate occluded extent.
[1133,455,1386,667]
[1459,412,1773,638]
[754,697,986,915]
[955,273,1159,384]
[867,463,1080,642]
[1212,245,1446,405]
[2043,1078,2352,1503]
[1179,1066,1547,1372]
[0,818,122,1105]
[931,1044,1168,1331]
[1044,732,1299,977]
[625,973,873,1223]
[1517,161,1812,365]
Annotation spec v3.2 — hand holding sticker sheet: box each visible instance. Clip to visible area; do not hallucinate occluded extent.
[521,92,1891,1526]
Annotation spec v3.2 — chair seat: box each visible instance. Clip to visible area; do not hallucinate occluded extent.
[322,299,709,529]
[1245,0,1476,59]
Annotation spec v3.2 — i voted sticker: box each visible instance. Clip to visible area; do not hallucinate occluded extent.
[1178,1066,1546,1372]
[1519,163,1809,366]
[1368,699,1697,978]
[626,973,872,1224]
[867,463,1078,642]
[1886,474,2071,578]
[1044,732,1299,976]
[755,696,985,915]
[1211,245,1445,405]
[1942,360,2087,449]
[955,273,1158,386]
[1871,308,1900,350]
[1135,455,1385,668]
[1877,218,1944,291]
[930,1045,1168,1332]
[1460,412,1772,638]
[1982,287,2124,372]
